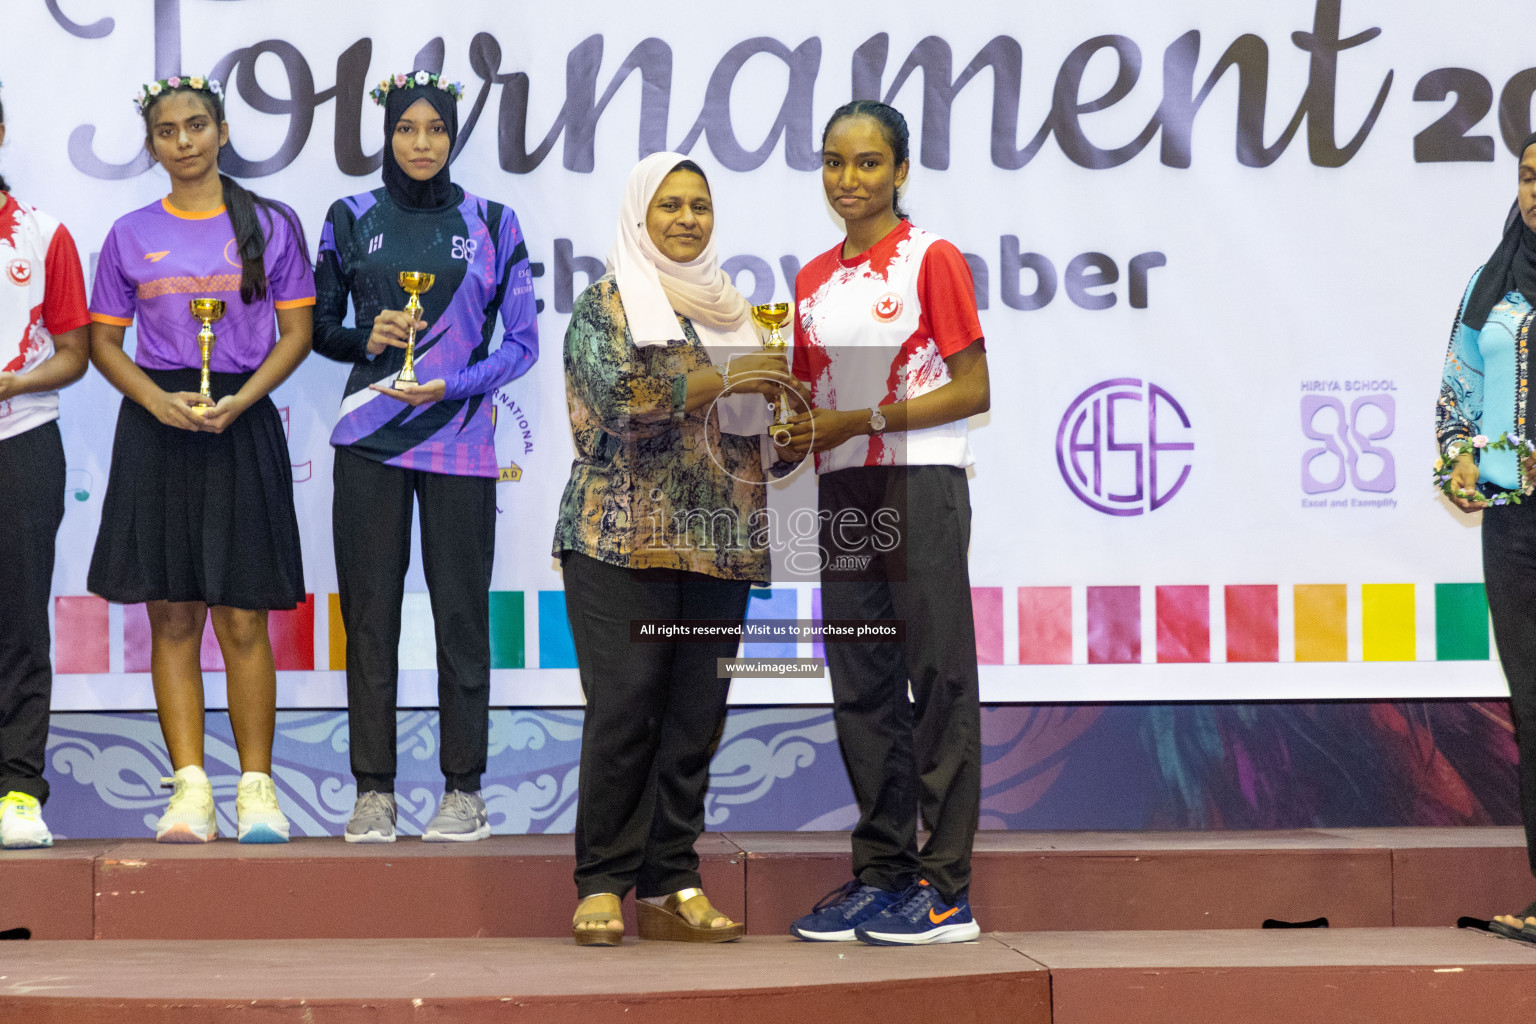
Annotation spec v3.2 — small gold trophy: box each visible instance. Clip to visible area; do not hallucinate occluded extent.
[750,302,793,442]
[188,298,226,413]
[395,271,436,388]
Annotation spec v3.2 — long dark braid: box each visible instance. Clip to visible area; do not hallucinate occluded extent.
[141,82,308,303]
[0,95,8,193]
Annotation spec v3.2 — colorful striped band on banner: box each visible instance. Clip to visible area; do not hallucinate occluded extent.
[811,588,825,661]
[328,593,346,671]
[1087,586,1140,664]
[745,589,796,658]
[1435,583,1489,661]
[45,580,1495,680]
[1362,584,1415,662]
[1018,587,1072,665]
[489,591,525,669]
[1294,584,1347,662]
[268,597,316,671]
[52,596,108,674]
[1155,586,1209,664]
[538,591,578,669]
[1225,585,1279,663]
[124,597,314,672]
[971,587,1004,665]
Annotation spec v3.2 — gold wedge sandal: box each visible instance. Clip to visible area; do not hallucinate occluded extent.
[636,887,745,943]
[572,892,624,946]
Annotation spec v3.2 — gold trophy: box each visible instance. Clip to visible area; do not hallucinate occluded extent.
[188,298,226,413]
[750,302,793,444]
[395,271,436,387]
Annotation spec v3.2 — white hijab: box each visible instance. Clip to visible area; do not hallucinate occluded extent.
[607,151,769,436]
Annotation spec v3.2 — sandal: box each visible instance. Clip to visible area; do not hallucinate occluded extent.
[636,887,745,943]
[1489,913,1536,945]
[572,893,623,946]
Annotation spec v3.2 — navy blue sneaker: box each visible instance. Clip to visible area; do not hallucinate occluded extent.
[854,879,980,945]
[790,879,906,941]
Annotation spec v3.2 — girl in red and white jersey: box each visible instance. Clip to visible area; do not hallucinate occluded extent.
[782,100,990,946]
[0,89,92,849]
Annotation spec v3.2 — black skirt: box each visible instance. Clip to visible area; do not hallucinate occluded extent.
[88,368,306,610]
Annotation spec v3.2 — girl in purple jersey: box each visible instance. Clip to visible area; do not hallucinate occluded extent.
[87,75,314,845]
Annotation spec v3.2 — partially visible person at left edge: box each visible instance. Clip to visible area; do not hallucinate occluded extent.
[312,69,538,843]
[0,81,91,849]
[88,74,314,844]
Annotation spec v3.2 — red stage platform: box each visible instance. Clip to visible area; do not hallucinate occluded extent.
[2,930,1534,1023]
[1,827,1528,940]
[2,829,1532,1021]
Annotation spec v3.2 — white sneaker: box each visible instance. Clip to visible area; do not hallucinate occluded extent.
[155,765,217,843]
[235,771,290,844]
[0,791,53,849]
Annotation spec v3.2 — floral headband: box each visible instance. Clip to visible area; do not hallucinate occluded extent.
[134,75,223,115]
[370,71,465,107]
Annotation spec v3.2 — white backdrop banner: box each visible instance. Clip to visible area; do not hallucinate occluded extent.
[2,0,1522,707]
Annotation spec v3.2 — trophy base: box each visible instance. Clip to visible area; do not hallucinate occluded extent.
[393,371,418,388]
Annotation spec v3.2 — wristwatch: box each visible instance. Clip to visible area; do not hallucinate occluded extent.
[867,407,886,434]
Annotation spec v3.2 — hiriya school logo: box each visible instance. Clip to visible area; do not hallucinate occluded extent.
[1056,378,1195,516]
[7,259,31,286]
[1299,381,1395,497]
[872,292,903,322]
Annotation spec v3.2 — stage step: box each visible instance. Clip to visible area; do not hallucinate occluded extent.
[0,935,1051,1024]
[0,829,1527,940]
[2,930,1533,1023]
[90,834,744,940]
[1001,927,1536,1024]
[732,827,1532,935]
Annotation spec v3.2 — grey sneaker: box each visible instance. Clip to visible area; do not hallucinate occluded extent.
[344,790,397,844]
[422,790,490,842]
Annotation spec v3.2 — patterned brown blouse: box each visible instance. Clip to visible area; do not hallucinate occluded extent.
[551,277,770,582]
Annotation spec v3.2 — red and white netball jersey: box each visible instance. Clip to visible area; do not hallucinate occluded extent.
[792,220,984,473]
[0,193,89,441]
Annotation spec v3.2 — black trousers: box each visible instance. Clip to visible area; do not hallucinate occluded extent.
[818,465,981,903]
[1483,499,1536,879]
[0,421,65,805]
[562,550,750,899]
[333,447,495,794]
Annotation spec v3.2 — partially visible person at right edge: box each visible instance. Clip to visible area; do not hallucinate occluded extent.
[781,101,988,945]
[1438,131,1536,942]
[0,85,92,848]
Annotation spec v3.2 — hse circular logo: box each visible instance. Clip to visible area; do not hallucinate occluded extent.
[7,259,31,286]
[1056,378,1194,516]
[872,292,903,322]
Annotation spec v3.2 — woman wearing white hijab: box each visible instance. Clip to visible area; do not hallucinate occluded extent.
[553,153,805,945]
